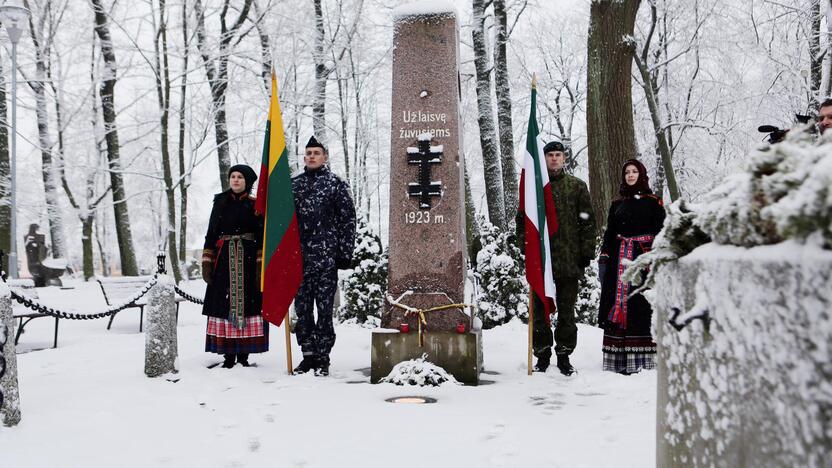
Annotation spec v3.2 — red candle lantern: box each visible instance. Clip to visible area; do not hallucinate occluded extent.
[399,323,410,333]
[456,323,466,334]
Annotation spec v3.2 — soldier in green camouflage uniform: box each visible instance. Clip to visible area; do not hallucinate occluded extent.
[516,141,596,375]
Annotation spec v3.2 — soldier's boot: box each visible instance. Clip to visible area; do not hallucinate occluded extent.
[237,353,250,367]
[222,354,236,369]
[556,354,576,376]
[293,355,318,374]
[314,356,330,377]
[533,353,550,373]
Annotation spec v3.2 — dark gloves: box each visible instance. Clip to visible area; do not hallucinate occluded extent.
[202,261,213,285]
[335,258,352,270]
[597,254,609,284]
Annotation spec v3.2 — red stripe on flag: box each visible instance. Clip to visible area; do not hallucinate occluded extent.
[261,214,303,326]
[524,216,554,324]
[255,163,269,215]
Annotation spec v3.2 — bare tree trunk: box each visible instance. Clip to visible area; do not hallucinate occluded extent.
[493,0,518,223]
[653,150,665,197]
[91,0,138,275]
[312,0,327,140]
[95,206,110,277]
[25,4,67,259]
[633,4,680,202]
[335,70,350,179]
[586,0,641,231]
[0,51,9,260]
[824,0,832,97]
[809,0,823,111]
[252,0,272,93]
[472,0,506,230]
[464,166,481,264]
[81,212,95,280]
[178,0,190,262]
[194,0,254,191]
[154,0,183,282]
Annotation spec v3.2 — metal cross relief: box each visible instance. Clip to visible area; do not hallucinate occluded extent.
[407,137,443,209]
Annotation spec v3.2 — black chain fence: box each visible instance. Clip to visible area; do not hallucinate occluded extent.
[173,285,204,305]
[0,250,204,320]
[8,274,159,320]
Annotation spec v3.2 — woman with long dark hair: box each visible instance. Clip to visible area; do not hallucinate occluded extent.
[598,159,665,374]
[201,165,268,368]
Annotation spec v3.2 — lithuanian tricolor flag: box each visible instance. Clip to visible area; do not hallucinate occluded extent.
[255,72,303,327]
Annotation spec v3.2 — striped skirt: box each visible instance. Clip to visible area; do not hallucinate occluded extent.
[205,315,269,355]
[602,329,656,374]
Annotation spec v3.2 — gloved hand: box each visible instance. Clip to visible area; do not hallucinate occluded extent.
[202,261,213,285]
[335,258,352,270]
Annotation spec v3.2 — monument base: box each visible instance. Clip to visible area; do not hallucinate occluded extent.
[371,329,482,385]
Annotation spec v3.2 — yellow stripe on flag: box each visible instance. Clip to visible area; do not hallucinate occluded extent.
[268,73,287,174]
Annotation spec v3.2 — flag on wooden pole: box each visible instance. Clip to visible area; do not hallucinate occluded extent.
[255,72,303,328]
[519,75,558,324]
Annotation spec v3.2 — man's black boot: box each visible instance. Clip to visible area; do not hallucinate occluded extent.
[293,356,318,374]
[237,353,250,367]
[221,354,236,369]
[556,354,576,376]
[314,356,330,376]
[533,353,550,373]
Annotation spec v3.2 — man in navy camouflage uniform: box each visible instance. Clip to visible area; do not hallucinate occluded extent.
[292,136,356,376]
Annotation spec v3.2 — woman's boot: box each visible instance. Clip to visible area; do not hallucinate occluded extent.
[222,354,236,368]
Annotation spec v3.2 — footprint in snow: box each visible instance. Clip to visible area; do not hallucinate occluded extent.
[483,423,506,441]
[249,438,261,452]
[529,393,565,414]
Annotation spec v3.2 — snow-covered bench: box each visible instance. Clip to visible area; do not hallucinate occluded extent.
[10,279,60,349]
[96,276,184,332]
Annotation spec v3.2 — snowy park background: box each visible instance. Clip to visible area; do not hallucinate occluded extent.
[1,0,832,466]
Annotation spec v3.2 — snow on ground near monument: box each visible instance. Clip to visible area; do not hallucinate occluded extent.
[1,280,655,468]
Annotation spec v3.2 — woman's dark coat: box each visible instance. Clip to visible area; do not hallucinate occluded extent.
[598,194,666,327]
[202,191,264,319]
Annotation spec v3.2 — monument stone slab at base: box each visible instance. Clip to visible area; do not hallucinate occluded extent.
[371,329,482,385]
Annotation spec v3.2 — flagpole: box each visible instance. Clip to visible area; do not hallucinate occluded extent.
[284,317,294,375]
[528,291,534,375]
[527,72,537,377]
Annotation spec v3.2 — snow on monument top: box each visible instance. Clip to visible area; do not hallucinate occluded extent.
[393,0,457,19]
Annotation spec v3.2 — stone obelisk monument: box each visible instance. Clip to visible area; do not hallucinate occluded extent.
[371,2,481,385]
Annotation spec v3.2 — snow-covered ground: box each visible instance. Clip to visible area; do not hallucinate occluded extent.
[1,281,655,468]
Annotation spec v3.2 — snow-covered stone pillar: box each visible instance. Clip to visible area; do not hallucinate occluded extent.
[144,275,178,377]
[0,281,21,426]
[653,244,832,468]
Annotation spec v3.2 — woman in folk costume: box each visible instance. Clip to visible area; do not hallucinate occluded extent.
[598,159,666,374]
[201,165,268,368]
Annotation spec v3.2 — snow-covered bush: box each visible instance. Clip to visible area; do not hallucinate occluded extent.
[380,354,459,386]
[575,261,601,326]
[337,220,388,325]
[474,220,528,328]
[626,126,832,288]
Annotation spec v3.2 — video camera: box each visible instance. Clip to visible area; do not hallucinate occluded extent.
[758,114,815,144]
